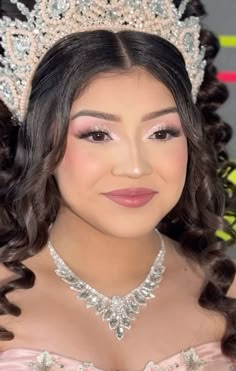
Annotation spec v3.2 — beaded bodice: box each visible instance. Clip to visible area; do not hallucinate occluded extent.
[0,341,236,370]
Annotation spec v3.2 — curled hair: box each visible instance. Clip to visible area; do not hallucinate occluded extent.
[0,0,236,359]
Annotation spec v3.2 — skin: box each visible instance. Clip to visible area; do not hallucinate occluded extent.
[51,66,188,293]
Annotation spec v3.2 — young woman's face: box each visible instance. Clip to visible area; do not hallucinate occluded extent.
[54,67,188,237]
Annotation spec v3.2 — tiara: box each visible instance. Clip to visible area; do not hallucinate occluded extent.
[0,0,206,122]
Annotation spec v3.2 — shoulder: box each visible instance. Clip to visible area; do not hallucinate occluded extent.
[226,259,236,298]
[0,264,18,351]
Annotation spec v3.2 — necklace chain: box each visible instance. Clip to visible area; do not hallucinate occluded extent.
[47,229,166,341]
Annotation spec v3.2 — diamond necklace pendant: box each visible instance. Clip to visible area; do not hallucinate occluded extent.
[47,228,166,341]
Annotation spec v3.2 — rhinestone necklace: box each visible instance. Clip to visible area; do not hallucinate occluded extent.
[47,228,166,341]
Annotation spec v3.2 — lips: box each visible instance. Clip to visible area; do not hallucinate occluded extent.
[103,188,156,196]
[103,193,156,207]
[102,188,157,208]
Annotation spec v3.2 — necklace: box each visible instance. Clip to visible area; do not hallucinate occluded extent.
[47,228,166,341]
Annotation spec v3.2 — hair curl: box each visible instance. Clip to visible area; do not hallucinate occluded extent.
[0,0,236,359]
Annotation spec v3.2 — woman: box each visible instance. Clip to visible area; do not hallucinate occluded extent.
[0,0,236,370]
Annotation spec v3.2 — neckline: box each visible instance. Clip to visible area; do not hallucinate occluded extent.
[0,340,222,371]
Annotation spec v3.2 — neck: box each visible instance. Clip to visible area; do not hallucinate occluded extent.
[46,207,171,296]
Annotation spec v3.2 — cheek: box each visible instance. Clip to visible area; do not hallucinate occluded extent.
[170,139,188,176]
[56,138,108,189]
[154,138,188,181]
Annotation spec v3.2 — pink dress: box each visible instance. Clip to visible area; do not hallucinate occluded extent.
[0,341,236,370]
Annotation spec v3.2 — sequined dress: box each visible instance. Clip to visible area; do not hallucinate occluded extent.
[0,341,236,370]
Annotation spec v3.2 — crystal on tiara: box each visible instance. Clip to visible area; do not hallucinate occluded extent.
[0,0,206,122]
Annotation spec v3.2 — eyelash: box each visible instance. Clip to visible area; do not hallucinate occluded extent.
[76,126,181,143]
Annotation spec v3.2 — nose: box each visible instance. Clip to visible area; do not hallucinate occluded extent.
[112,140,153,178]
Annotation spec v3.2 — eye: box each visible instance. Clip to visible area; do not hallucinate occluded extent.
[149,128,181,141]
[76,126,181,143]
[76,130,111,143]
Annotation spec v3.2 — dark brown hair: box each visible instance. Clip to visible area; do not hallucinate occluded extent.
[0,0,236,358]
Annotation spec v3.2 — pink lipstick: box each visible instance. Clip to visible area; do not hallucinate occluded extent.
[102,188,157,208]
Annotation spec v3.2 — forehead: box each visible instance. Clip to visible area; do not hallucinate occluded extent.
[71,67,176,115]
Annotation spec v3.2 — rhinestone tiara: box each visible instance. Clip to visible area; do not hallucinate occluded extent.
[0,0,206,122]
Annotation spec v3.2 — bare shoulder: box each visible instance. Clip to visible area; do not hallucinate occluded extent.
[227,258,236,298]
[0,264,18,351]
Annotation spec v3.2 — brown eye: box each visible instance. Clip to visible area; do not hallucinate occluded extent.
[90,132,108,142]
[76,130,111,143]
[150,128,181,141]
[154,130,169,140]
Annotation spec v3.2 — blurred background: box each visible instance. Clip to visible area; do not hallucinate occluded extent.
[204,0,236,158]
[203,0,236,256]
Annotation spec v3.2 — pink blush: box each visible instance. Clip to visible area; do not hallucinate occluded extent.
[69,117,94,134]
[60,133,102,176]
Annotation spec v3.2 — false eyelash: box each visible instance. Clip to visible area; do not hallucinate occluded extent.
[150,127,181,139]
[76,125,181,142]
[76,129,112,141]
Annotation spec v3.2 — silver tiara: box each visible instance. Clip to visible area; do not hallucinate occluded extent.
[0,0,206,122]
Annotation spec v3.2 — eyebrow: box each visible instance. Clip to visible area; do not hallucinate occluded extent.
[70,107,178,122]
